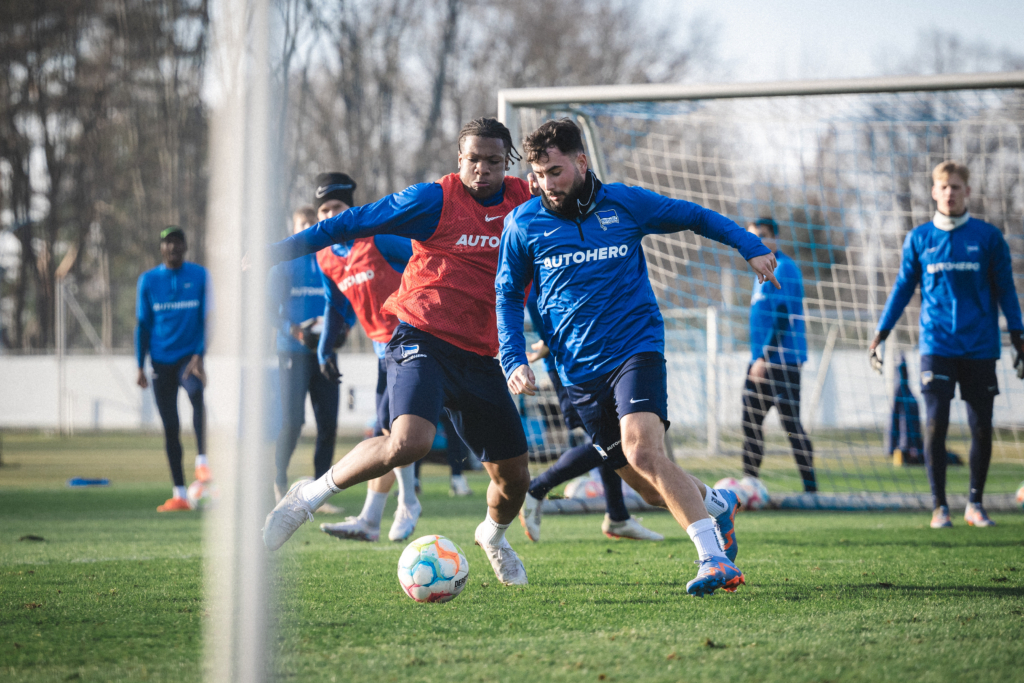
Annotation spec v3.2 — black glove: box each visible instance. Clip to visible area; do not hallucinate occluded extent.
[1012,331,1024,380]
[869,330,889,375]
[320,356,342,384]
[299,317,327,351]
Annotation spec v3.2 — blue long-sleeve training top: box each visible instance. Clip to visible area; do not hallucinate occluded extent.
[526,286,556,374]
[267,253,329,355]
[496,183,770,385]
[876,217,1022,359]
[136,262,210,367]
[749,250,807,365]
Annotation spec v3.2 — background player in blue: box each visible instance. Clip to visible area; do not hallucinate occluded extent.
[136,226,211,512]
[268,205,346,513]
[497,119,780,596]
[870,161,1024,529]
[519,286,664,542]
[741,218,816,492]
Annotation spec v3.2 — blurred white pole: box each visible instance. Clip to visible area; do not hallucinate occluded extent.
[706,306,718,456]
[204,0,278,680]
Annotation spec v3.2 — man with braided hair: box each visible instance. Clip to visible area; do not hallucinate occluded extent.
[263,118,534,586]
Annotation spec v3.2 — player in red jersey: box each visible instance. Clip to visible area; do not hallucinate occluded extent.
[263,118,533,585]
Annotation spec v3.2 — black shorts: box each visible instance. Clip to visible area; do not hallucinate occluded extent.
[564,352,669,470]
[547,369,585,431]
[386,323,528,462]
[920,355,999,403]
[743,361,802,408]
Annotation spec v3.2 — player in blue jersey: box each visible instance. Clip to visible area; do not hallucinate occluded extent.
[497,119,780,596]
[519,286,664,542]
[870,161,1024,529]
[741,218,816,492]
[268,204,347,513]
[136,226,212,511]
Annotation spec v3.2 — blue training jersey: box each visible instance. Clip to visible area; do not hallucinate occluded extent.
[136,262,210,366]
[526,286,556,373]
[267,253,329,354]
[496,182,770,385]
[749,250,807,365]
[876,217,1022,359]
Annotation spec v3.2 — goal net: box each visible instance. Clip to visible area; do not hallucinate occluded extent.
[501,73,1024,510]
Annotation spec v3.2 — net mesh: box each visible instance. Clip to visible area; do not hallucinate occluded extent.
[513,87,1024,508]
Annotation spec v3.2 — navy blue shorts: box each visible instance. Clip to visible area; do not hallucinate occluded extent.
[564,352,670,470]
[547,370,585,431]
[374,356,391,435]
[920,355,998,404]
[386,323,528,462]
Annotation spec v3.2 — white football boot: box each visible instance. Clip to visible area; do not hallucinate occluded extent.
[474,521,528,586]
[601,514,664,541]
[519,494,543,542]
[449,474,473,497]
[388,501,422,542]
[263,480,314,551]
[320,516,380,542]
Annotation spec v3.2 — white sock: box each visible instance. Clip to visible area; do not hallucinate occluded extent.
[478,512,510,547]
[395,465,419,509]
[195,454,208,467]
[686,518,725,561]
[299,470,341,510]
[173,485,188,500]
[358,490,388,527]
[703,486,729,517]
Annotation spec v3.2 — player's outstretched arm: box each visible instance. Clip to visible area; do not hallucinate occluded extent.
[267,183,443,266]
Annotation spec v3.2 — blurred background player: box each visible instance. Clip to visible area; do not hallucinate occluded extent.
[870,161,1024,528]
[135,226,211,511]
[267,205,345,514]
[309,172,422,542]
[740,218,816,493]
[263,118,533,586]
[519,286,664,542]
[498,118,779,596]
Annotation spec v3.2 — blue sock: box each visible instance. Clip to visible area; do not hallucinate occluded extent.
[598,464,630,522]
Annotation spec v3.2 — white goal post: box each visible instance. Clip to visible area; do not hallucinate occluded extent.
[499,72,1024,511]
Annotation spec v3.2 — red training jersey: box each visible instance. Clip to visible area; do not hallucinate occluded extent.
[317,238,402,343]
[382,173,532,357]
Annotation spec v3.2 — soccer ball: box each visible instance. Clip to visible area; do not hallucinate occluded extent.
[739,476,770,511]
[397,535,469,603]
[186,480,219,510]
[714,477,751,509]
[1016,481,1024,509]
[564,472,605,499]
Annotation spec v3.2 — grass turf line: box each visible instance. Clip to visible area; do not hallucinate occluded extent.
[2,432,1023,682]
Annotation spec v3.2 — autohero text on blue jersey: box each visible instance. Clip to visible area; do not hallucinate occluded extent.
[540,244,629,269]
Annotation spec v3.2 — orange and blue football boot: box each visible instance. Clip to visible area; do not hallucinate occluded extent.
[686,556,745,597]
[715,488,740,561]
[964,502,995,527]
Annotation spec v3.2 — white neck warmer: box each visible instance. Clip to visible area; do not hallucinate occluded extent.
[933,211,970,232]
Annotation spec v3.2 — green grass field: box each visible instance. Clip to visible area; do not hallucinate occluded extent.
[2,431,1023,682]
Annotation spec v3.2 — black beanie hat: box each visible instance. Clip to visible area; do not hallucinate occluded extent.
[313,172,357,210]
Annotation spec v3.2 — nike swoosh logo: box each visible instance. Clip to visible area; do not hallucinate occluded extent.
[315,187,329,198]
[485,214,503,222]
[629,398,649,404]
[543,227,561,237]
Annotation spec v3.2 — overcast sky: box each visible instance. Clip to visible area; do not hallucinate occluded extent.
[666,0,1024,82]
